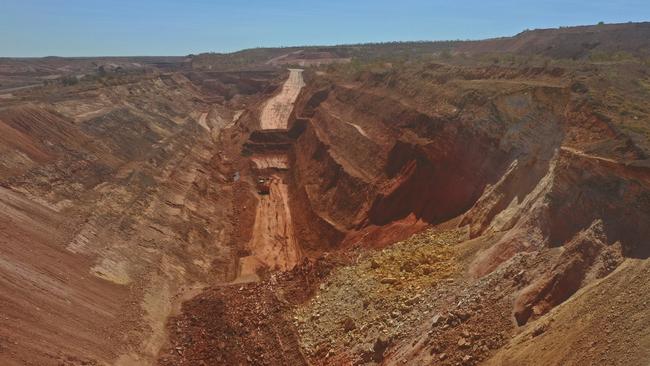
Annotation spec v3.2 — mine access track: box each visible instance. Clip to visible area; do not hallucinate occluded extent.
[239,69,305,280]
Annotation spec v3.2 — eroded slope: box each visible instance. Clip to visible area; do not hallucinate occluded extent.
[0,70,280,365]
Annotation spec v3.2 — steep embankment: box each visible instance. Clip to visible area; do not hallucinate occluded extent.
[0,71,277,365]
[283,62,650,365]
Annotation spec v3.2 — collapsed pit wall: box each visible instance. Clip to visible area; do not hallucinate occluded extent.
[285,70,650,324]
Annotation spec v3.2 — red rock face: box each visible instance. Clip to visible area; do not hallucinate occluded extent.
[278,62,650,365]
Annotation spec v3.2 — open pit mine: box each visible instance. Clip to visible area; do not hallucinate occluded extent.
[1,22,650,366]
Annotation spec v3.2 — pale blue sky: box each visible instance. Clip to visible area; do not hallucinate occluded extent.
[1,0,649,57]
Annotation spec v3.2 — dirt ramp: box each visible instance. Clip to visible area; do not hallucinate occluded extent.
[260,69,305,129]
[240,175,301,276]
[232,70,310,278]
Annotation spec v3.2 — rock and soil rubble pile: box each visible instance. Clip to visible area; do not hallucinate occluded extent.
[293,229,463,363]
[159,258,339,366]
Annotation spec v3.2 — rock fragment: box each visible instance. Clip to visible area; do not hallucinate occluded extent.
[342,316,356,332]
[381,277,399,285]
[431,313,444,327]
[457,337,471,348]
[462,354,474,365]
[373,336,390,362]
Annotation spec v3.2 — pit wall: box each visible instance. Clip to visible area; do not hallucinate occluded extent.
[286,80,517,249]
[288,72,650,303]
[0,72,255,365]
